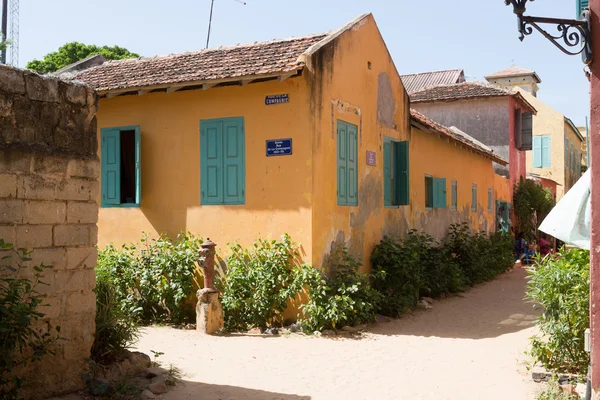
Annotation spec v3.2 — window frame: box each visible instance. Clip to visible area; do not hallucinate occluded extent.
[100,125,141,209]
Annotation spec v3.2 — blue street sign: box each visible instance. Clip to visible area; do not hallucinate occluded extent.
[265,94,289,105]
[266,138,292,156]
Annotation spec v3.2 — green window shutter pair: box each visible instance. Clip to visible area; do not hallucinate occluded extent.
[101,127,141,207]
[533,136,551,168]
[471,184,477,213]
[200,117,245,205]
[337,120,358,206]
[383,138,409,207]
[451,180,457,210]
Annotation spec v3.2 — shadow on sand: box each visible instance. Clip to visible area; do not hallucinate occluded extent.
[162,380,310,400]
[370,265,540,340]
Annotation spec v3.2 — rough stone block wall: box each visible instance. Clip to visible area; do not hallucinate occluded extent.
[0,65,98,398]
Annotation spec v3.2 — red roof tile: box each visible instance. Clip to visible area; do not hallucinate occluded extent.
[75,34,327,92]
[410,82,536,114]
[410,109,508,165]
[400,69,465,94]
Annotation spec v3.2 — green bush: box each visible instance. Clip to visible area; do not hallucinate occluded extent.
[298,248,382,332]
[0,240,61,399]
[97,232,203,324]
[371,224,514,317]
[527,248,590,374]
[90,276,139,366]
[220,234,305,331]
[370,233,428,316]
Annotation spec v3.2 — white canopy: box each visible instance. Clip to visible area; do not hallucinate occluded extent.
[539,169,591,250]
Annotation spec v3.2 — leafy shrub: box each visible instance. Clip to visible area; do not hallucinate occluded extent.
[97,232,203,324]
[527,248,590,374]
[372,224,514,317]
[298,248,382,332]
[220,234,304,331]
[90,276,139,366]
[371,233,428,316]
[0,240,61,399]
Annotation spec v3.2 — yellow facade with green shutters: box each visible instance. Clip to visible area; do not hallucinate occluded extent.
[92,14,507,272]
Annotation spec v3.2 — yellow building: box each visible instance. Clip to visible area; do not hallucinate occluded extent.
[74,14,508,271]
[486,66,584,198]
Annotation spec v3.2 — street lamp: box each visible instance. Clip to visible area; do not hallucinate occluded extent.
[505,0,593,64]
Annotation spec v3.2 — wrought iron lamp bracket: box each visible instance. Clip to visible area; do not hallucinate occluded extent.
[505,0,593,65]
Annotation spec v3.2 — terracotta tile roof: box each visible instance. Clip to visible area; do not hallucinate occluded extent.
[400,69,465,94]
[410,109,508,165]
[485,66,541,83]
[410,82,537,114]
[74,34,327,92]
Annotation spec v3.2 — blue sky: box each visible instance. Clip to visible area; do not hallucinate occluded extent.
[19,0,590,126]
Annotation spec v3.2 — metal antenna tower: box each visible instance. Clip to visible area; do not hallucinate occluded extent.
[8,0,17,66]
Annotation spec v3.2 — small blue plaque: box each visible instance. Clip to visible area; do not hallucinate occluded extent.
[265,94,289,105]
[266,138,292,157]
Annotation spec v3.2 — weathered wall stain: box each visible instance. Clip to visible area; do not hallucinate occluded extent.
[377,72,396,128]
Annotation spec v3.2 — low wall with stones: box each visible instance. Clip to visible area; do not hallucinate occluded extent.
[0,65,98,398]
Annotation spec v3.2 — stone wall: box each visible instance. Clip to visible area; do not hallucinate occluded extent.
[0,65,98,398]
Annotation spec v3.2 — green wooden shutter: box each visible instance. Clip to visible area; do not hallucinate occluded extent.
[521,112,533,151]
[347,123,358,206]
[223,118,245,205]
[433,178,446,208]
[200,120,224,205]
[532,136,542,168]
[451,180,457,210]
[487,188,493,213]
[395,141,409,206]
[337,121,348,205]
[577,0,589,17]
[134,127,142,205]
[471,184,477,213]
[383,140,392,207]
[541,136,551,167]
[101,129,121,206]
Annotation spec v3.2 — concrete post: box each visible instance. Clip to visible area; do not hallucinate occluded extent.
[196,238,223,334]
[591,0,600,394]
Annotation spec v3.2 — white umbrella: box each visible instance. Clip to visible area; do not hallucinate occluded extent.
[539,169,591,250]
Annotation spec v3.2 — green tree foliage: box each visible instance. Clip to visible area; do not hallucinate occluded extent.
[513,177,554,239]
[527,248,590,374]
[26,42,139,74]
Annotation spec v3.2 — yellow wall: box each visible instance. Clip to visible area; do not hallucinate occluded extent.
[410,126,499,238]
[494,173,511,204]
[517,88,583,199]
[96,78,315,260]
[306,15,411,272]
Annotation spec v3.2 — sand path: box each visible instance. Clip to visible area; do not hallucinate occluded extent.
[135,265,540,400]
